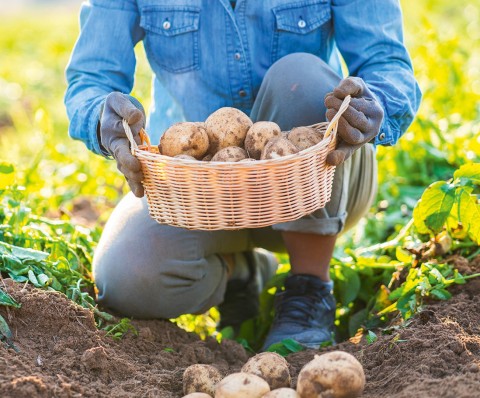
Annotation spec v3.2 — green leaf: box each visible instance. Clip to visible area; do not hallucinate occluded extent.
[0,162,14,174]
[282,338,305,353]
[366,330,378,344]
[348,308,369,336]
[266,339,305,357]
[9,244,49,262]
[0,287,21,308]
[413,181,456,234]
[235,338,255,353]
[396,247,414,263]
[0,313,13,340]
[219,326,234,340]
[454,163,480,184]
[430,288,452,300]
[456,188,480,244]
[334,266,361,305]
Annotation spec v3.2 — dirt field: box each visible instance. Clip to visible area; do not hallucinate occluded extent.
[1,259,479,397]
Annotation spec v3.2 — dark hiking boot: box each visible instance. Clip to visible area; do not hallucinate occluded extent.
[262,273,335,350]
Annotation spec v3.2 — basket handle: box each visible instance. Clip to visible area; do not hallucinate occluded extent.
[324,94,351,139]
[123,119,151,155]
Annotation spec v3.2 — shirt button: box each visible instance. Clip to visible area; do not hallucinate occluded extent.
[234,52,241,60]
[298,19,306,28]
[239,90,247,98]
[379,132,386,140]
[163,20,171,30]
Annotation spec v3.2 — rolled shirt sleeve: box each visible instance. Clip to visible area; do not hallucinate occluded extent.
[332,0,422,146]
[64,0,144,156]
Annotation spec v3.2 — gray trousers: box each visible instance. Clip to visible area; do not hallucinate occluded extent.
[94,53,378,318]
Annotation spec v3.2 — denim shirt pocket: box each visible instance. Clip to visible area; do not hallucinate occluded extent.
[272,0,332,63]
[140,6,200,73]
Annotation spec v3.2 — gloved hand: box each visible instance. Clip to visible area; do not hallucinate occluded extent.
[324,77,384,166]
[99,92,146,197]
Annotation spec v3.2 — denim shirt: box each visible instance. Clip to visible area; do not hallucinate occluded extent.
[65,0,421,155]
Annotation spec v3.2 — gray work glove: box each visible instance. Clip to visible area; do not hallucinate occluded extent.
[99,92,146,197]
[324,77,384,166]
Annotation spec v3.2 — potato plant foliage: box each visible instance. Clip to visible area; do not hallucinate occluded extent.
[0,0,479,350]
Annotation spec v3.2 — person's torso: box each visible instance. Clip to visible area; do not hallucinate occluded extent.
[137,0,338,141]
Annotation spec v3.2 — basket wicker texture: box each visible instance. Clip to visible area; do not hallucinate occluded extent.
[124,96,351,230]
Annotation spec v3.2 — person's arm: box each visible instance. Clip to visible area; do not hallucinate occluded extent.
[64,0,144,156]
[331,0,422,147]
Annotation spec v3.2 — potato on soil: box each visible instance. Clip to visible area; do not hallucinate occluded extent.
[211,146,248,162]
[296,351,365,398]
[260,137,299,160]
[182,364,222,396]
[244,121,281,159]
[241,352,291,390]
[159,122,209,159]
[287,126,324,151]
[205,107,253,154]
[215,372,270,398]
[262,388,298,397]
[182,394,212,398]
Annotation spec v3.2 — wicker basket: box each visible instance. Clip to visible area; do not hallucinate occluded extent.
[124,95,351,230]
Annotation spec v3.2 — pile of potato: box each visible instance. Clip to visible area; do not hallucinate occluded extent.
[182,351,365,398]
[157,107,325,162]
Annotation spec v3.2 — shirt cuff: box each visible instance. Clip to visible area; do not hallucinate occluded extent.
[374,118,396,146]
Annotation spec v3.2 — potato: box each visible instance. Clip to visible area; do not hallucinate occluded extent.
[262,388,298,397]
[287,126,324,151]
[215,372,270,398]
[182,394,212,398]
[241,352,291,390]
[205,107,253,154]
[296,352,365,398]
[211,146,248,162]
[174,154,197,161]
[183,364,222,396]
[260,137,299,160]
[244,121,281,160]
[159,122,209,159]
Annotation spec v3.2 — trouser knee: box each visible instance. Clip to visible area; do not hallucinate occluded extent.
[95,254,227,319]
[252,53,341,129]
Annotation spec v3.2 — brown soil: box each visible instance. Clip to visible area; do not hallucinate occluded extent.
[1,262,480,397]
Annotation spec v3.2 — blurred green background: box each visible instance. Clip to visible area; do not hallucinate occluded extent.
[0,0,479,345]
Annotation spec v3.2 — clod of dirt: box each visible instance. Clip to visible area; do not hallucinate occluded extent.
[81,346,109,371]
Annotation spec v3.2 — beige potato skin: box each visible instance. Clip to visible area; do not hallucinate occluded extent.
[211,146,248,162]
[260,137,299,160]
[174,154,197,161]
[241,352,291,390]
[244,121,281,160]
[287,126,324,151]
[182,364,223,396]
[182,394,212,398]
[205,107,253,154]
[159,122,209,159]
[215,372,270,398]
[296,352,365,398]
[262,388,298,397]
